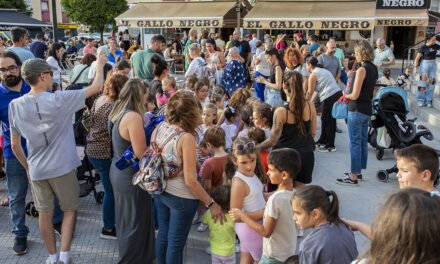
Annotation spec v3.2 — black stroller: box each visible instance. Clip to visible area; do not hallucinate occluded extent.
[368,86,434,182]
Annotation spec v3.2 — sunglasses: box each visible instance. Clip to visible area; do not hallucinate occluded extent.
[235,141,256,152]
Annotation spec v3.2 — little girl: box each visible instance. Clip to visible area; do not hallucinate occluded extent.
[291,185,358,264]
[252,103,273,139]
[184,75,198,91]
[221,106,239,151]
[194,81,210,107]
[237,105,254,139]
[230,137,266,264]
[156,76,176,107]
[201,103,217,134]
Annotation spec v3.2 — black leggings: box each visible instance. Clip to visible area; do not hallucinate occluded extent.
[317,91,342,148]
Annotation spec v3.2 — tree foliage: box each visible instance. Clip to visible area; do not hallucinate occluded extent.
[61,0,128,42]
[0,0,32,15]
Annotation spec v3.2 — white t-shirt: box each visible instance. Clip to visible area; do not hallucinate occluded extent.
[220,122,237,150]
[46,56,62,81]
[255,52,271,76]
[185,57,206,78]
[263,190,297,262]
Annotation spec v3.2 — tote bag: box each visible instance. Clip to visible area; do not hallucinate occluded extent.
[332,95,348,119]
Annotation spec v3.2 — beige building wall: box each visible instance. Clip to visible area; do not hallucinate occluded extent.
[29,0,65,23]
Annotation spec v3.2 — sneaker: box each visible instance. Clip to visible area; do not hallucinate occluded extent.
[335,127,343,133]
[192,213,201,225]
[45,257,57,264]
[427,103,433,108]
[344,172,362,181]
[317,146,336,153]
[417,102,424,107]
[315,143,325,148]
[197,223,208,232]
[100,228,116,240]
[57,258,74,264]
[13,237,27,255]
[336,176,359,186]
[53,222,62,237]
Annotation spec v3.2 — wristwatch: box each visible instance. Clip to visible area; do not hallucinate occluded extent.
[205,199,215,209]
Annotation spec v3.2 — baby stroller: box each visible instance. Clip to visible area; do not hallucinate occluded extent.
[368,86,434,182]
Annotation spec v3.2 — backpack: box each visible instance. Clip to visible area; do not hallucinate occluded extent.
[197,59,214,80]
[132,123,185,195]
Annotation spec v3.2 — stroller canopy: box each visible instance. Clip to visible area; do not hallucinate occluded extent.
[373,87,409,115]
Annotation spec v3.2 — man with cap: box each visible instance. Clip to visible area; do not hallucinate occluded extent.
[82,38,97,55]
[8,53,107,264]
[373,38,395,72]
[30,33,48,59]
[0,51,65,256]
[413,33,440,107]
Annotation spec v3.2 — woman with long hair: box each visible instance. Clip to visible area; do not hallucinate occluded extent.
[153,91,224,264]
[150,54,169,98]
[285,47,309,95]
[86,73,129,240]
[46,42,65,90]
[257,71,317,188]
[108,79,155,263]
[256,48,285,108]
[336,40,378,186]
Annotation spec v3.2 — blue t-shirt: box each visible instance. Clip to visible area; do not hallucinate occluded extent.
[0,80,30,158]
[30,41,48,59]
[108,49,123,64]
[8,47,35,62]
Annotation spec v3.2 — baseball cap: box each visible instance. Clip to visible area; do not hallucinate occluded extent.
[21,59,57,83]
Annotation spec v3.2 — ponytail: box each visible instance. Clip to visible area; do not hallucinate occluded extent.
[292,185,341,224]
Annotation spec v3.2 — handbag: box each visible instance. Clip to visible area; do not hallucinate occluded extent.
[332,95,348,119]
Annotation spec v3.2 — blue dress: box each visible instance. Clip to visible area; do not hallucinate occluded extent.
[222,60,247,96]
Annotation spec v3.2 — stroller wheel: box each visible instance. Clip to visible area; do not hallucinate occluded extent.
[377,170,389,183]
[95,191,105,205]
[25,202,33,216]
[399,121,417,142]
[376,148,384,160]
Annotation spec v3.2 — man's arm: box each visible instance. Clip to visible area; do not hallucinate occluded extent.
[85,54,107,98]
[10,133,29,177]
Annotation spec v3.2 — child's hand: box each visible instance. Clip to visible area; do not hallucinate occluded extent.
[229,208,242,222]
[341,218,360,231]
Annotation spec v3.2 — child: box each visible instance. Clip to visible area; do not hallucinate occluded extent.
[201,103,218,134]
[230,137,266,263]
[194,81,210,107]
[237,105,254,139]
[184,75,198,91]
[377,68,397,86]
[352,188,440,264]
[396,67,411,89]
[221,106,239,151]
[230,148,299,264]
[248,127,275,192]
[156,76,176,107]
[211,85,227,118]
[202,185,236,264]
[291,185,358,264]
[252,103,273,139]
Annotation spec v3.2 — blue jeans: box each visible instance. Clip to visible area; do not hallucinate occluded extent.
[347,111,370,174]
[89,157,115,229]
[265,88,284,108]
[153,192,199,264]
[417,60,436,105]
[254,71,268,102]
[5,158,63,238]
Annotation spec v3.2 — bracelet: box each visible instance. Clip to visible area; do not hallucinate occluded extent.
[205,199,215,209]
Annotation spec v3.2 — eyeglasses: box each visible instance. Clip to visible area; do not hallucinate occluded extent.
[235,141,256,152]
[0,65,18,75]
[41,71,53,77]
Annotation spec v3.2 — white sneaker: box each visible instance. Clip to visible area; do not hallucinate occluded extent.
[417,102,424,107]
[46,257,57,264]
[197,223,208,232]
[427,103,433,108]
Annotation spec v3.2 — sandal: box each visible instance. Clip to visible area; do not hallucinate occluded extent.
[0,196,9,207]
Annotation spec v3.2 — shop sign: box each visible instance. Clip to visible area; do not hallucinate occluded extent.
[376,0,430,9]
[57,24,78,29]
[119,19,221,28]
[244,20,374,30]
[375,19,428,26]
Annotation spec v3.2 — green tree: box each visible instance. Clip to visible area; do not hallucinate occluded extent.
[0,0,32,15]
[61,0,128,42]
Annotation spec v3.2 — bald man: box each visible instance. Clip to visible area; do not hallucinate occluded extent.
[317,40,341,81]
[373,38,395,71]
[232,30,251,66]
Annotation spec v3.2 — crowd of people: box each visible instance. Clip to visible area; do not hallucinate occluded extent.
[0,25,440,264]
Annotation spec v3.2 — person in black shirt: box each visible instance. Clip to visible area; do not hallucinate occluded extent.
[414,33,440,107]
[30,33,47,59]
[336,40,378,186]
[231,30,251,66]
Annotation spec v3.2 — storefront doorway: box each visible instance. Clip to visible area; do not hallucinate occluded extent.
[386,26,416,59]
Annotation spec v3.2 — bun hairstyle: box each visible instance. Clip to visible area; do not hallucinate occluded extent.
[224,105,238,122]
[292,185,341,224]
[151,54,168,77]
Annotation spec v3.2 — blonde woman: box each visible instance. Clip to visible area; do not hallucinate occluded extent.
[108,79,154,263]
[185,43,206,79]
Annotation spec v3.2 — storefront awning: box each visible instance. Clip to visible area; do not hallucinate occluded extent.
[0,9,51,30]
[116,2,238,28]
[243,1,376,30]
[375,9,429,26]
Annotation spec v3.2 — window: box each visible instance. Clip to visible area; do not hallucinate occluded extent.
[41,1,49,12]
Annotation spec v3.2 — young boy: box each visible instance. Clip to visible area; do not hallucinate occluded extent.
[229,148,300,264]
[202,185,236,264]
[344,144,440,239]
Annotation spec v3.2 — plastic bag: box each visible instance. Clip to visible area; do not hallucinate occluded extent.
[377,127,391,148]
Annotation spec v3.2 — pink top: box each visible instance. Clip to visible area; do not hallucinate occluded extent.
[83,45,97,55]
[156,88,176,106]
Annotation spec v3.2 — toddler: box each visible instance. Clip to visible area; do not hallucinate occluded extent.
[156,76,176,107]
[221,106,239,151]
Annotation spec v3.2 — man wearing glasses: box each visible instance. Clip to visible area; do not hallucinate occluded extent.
[0,51,65,257]
[7,27,35,63]
[8,54,107,264]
